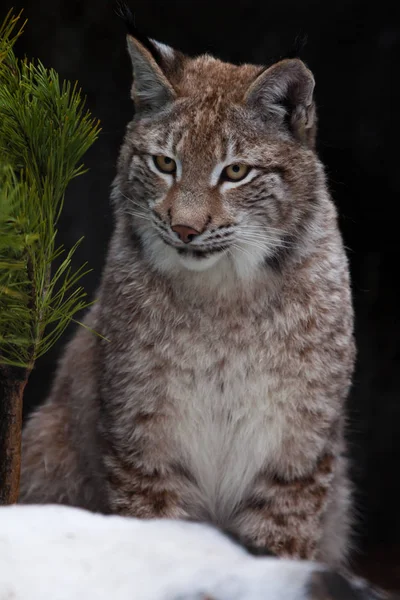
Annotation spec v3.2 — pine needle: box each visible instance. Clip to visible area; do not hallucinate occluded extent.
[0,10,101,368]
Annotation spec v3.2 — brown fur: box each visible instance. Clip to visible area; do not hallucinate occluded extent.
[20,34,355,569]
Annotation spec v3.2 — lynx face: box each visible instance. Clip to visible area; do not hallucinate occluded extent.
[114,34,320,278]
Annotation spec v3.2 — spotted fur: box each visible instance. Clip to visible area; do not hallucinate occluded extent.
[20,29,355,569]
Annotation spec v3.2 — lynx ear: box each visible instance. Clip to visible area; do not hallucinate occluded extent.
[127,36,176,114]
[117,1,177,113]
[245,59,316,147]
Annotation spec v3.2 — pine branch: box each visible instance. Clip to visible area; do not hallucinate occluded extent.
[0,10,101,369]
[0,9,101,504]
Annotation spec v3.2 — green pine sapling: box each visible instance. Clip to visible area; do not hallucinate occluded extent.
[0,10,100,504]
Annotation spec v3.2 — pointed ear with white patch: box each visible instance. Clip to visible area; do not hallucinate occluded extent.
[150,39,180,68]
[245,59,316,148]
[127,35,176,114]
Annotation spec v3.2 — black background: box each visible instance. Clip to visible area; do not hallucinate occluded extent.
[5,0,399,588]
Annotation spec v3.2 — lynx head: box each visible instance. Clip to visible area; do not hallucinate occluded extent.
[113,10,327,282]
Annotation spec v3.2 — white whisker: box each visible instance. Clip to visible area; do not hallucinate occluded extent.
[240,239,280,248]
[239,232,283,242]
[240,225,300,239]
[239,240,270,254]
[120,192,151,213]
[239,234,294,248]
[126,210,152,222]
[241,241,294,251]
[240,231,294,246]
[231,243,257,262]
[239,224,286,233]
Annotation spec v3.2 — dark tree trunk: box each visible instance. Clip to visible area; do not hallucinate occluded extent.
[0,365,29,504]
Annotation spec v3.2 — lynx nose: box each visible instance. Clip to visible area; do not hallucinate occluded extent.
[171,224,200,244]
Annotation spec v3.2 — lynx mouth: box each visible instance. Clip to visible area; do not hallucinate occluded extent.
[157,234,229,270]
[171,244,228,272]
[176,246,228,259]
[158,234,229,258]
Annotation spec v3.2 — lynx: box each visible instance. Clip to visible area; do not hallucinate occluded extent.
[20,8,355,568]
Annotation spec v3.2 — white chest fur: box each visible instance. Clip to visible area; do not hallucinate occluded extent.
[165,330,285,524]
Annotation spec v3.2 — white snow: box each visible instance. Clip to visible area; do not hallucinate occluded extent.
[0,504,325,599]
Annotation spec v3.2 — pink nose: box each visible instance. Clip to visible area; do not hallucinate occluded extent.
[171,224,200,244]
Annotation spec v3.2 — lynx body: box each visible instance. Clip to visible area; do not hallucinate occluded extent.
[21,15,355,568]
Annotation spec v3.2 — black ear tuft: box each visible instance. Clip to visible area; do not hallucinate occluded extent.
[285,32,309,60]
[114,0,162,64]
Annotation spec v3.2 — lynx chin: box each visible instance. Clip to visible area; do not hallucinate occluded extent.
[20,10,355,569]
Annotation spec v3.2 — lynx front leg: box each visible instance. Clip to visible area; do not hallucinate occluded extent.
[232,453,335,561]
[104,449,190,519]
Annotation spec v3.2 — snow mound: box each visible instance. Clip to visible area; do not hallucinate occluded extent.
[0,504,359,599]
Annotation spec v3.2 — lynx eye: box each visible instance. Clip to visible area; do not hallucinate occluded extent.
[222,163,250,182]
[153,155,177,174]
